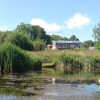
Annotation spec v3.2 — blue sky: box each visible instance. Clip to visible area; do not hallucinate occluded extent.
[0,0,100,42]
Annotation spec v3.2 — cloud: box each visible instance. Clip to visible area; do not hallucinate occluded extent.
[0,26,8,31]
[31,18,62,33]
[66,13,91,29]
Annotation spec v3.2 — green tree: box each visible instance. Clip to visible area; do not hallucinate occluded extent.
[0,31,7,44]
[93,23,100,49]
[45,35,52,44]
[51,34,62,40]
[31,25,46,40]
[69,35,79,41]
[5,32,33,51]
[93,23,100,41]
[15,23,37,40]
[15,23,47,41]
[94,41,100,50]
[83,40,94,48]
[62,37,68,40]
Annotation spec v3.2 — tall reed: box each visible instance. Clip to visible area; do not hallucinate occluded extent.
[0,42,42,75]
[56,54,100,74]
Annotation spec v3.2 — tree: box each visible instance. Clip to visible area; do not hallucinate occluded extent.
[15,23,37,40]
[0,31,8,44]
[94,41,100,50]
[69,35,79,41]
[31,25,46,40]
[51,34,68,40]
[51,34,62,40]
[93,23,100,41]
[62,37,68,40]
[45,35,52,44]
[93,23,100,49]
[83,40,94,48]
[15,23,48,42]
[5,32,33,50]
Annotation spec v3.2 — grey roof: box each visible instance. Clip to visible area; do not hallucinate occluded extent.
[52,40,80,43]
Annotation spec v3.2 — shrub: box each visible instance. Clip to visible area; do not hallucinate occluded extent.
[0,43,42,75]
[33,39,46,51]
[0,32,7,44]
[56,54,73,74]
[94,41,100,50]
[56,54,83,74]
[5,32,33,51]
[82,56,100,74]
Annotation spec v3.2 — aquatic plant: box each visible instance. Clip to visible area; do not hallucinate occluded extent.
[0,42,42,75]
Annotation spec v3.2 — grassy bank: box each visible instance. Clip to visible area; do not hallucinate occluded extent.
[27,49,100,79]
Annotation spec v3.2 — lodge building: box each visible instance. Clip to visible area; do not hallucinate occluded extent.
[52,40,80,49]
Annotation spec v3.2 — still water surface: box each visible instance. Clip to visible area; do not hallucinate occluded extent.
[0,76,100,100]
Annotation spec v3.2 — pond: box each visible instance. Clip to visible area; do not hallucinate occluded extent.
[0,76,100,100]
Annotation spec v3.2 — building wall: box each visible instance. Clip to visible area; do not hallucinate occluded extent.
[52,41,80,49]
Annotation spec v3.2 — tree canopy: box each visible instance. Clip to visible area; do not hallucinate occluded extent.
[69,35,79,41]
[15,23,49,42]
[51,34,68,40]
[83,40,94,48]
[93,23,100,41]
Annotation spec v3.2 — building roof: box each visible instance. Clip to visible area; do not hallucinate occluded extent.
[52,40,80,44]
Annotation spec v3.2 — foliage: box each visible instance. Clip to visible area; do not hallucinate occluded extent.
[94,41,100,50]
[15,23,50,44]
[93,23,100,41]
[5,32,33,51]
[33,39,46,51]
[0,43,42,75]
[56,54,100,74]
[69,35,79,41]
[51,34,63,40]
[45,34,52,44]
[56,54,83,74]
[83,40,94,48]
[51,34,68,40]
[31,25,46,40]
[0,31,10,44]
[82,55,100,74]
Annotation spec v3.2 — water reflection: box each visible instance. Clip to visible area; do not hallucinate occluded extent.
[0,95,16,100]
[0,77,100,100]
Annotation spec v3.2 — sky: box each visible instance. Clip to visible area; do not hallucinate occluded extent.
[0,0,100,42]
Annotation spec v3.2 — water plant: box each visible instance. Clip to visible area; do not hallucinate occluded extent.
[0,42,42,76]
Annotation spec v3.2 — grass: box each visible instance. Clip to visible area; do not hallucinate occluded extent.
[27,49,100,64]
[27,49,100,80]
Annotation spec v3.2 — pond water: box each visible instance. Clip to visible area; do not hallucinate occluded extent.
[0,77,100,100]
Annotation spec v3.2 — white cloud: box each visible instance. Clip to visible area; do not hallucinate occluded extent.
[31,18,62,33]
[0,26,8,31]
[66,13,91,29]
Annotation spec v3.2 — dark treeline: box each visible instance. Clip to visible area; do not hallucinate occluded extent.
[0,23,51,51]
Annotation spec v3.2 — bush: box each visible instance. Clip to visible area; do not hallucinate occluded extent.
[33,39,46,51]
[56,54,100,74]
[0,43,42,75]
[5,32,33,51]
[82,56,100,74]
[56,54,83,74]
[94,41,100,50]
[56,54,74,74]
[0,32,7,44]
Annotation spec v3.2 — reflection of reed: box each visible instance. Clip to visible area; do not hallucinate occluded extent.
[52,78,55,84]
[98,79,100,84]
